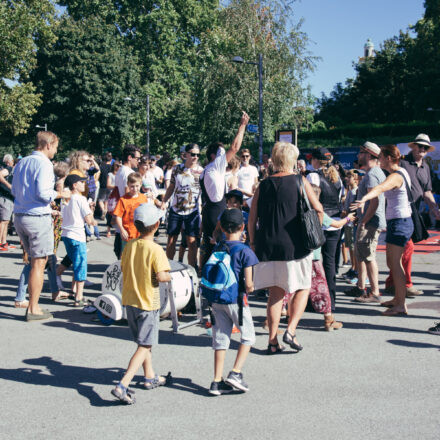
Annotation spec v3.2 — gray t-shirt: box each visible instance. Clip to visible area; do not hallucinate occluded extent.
[356,166,386,230]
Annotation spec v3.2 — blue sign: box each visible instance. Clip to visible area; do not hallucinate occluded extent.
[247,124,258,133]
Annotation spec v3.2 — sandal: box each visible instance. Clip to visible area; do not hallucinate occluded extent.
[282,330,303,352]
[52,291,71,302]
[15,300,29,309]
[381,307,408,316]
[111,384,136,405]
[266,343,286,355]
[137,374,167,390]
[73,299,85,307]
[380,300,396,308]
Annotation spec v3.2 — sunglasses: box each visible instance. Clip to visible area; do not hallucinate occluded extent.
[190,153,200,157]
[242,155,250,158]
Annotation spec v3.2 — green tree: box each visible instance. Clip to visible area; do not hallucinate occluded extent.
[0,0,57,135]
[31,15,143,153]
[60,0,219,152]
[193,0,316,144]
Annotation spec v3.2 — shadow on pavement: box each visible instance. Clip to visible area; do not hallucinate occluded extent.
[0,356,124,407]
[387,339,440,350]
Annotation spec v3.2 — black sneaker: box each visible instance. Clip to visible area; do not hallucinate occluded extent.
[428,322,440,335]
[224,371,249,392]
[209,379,234,396]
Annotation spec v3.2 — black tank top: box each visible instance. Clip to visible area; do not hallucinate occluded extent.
[316,169,342,217]
[256,174,310,261]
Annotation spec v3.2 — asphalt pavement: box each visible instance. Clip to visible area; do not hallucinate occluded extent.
[1,222,439,439]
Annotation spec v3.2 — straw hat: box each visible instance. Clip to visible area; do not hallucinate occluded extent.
[408,133,435,152]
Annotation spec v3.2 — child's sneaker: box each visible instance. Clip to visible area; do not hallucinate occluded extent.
[209,379,234,396]
[225,371,249,392]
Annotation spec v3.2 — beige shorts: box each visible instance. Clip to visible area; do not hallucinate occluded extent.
[354,224,381,262]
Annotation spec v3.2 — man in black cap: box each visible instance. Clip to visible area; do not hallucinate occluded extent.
[385,134,440,298]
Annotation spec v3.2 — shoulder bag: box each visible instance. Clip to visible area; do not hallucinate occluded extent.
[296,175,326,251]
[396,170,429,243]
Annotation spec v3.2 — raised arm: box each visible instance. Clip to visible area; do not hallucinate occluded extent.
[226,112,250,162]
[351,173,402,211]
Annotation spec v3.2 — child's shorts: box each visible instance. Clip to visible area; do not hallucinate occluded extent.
[62,237,87,281]
[126,305,159,346]
[211,303,255,350]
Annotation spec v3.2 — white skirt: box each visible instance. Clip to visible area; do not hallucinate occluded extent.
[254,253,313,293]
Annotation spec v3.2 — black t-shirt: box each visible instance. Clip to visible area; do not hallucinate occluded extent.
[0,166,14,200]
[99,162,112,188]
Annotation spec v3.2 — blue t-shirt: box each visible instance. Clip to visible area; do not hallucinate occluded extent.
[224,240,259,293]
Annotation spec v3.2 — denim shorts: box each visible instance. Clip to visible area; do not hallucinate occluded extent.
[167,208,200,237]
[385,217,414,247]
[62,237,87,281]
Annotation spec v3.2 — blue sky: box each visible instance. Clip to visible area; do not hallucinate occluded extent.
[291,0,425,98]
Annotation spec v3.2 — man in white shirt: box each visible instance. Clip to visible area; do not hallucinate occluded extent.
[200,111,249,266]
[115,145,141,197]
[149,155,164,187]
[114,145,141,258]
[237,149,259,199]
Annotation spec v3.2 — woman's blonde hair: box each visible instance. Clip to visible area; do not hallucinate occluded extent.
[316,157,339,184]
[271,142,298,172]
[68,150,88,172]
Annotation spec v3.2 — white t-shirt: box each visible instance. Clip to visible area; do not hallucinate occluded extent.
[115,165,134,197]
[237,165,259,196]
[201,147,227,203]
[151,166,164,183]
[107,172,116,188]
[61,193,92,242]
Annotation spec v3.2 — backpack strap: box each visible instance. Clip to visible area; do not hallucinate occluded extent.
[395,170,414,204]
[226,242,247,326]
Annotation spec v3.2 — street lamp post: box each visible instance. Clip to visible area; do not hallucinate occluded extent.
[232,54,264,163]
[35,124,47,131]
[124,95,150,156]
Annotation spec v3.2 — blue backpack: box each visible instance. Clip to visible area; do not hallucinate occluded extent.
[200,242,247,304]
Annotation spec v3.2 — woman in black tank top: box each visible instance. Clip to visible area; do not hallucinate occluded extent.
[248,142,323,354]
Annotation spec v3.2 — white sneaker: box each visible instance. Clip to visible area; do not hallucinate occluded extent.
[56,275,65,290]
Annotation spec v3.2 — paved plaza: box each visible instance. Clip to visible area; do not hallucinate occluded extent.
[1,222,439,439]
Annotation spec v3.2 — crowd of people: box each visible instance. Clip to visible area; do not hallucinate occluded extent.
[1,116,440,403]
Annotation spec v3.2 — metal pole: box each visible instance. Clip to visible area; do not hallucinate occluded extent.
[146,95,150,156]
[44,124,47,131]
[258,54,263,164]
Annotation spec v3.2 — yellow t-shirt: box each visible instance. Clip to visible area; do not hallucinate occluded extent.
[121,238,171,311]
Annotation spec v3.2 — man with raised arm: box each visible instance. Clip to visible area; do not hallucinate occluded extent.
[200,112,250,267]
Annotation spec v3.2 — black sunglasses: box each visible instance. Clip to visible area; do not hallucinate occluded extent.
[242,154,250,158]
[190,153,200,157]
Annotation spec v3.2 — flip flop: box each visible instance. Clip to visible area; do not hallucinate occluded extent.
[15,300,29,308]
[73,300,86,307]
[52,291,71,302]
[381,307,408,316]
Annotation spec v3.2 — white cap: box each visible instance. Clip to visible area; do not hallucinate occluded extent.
[134,203,165,227]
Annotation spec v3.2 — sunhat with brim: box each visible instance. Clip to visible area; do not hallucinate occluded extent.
[134,203,165,228]
[408,133,435,152]
[361,141,381,158]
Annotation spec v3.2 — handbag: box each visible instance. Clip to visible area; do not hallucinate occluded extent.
[296,174,326,251]
[396,170,429,243]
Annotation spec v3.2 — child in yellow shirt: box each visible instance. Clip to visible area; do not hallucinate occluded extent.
[111,204,171,404]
